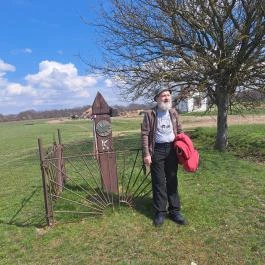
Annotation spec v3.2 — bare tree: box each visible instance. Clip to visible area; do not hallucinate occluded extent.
[90,0,265,151]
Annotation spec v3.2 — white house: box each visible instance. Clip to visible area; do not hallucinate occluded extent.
[177,93,207,113]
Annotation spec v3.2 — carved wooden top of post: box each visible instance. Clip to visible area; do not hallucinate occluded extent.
[92,92,110,115]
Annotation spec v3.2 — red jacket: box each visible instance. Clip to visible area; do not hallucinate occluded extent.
[174,133,199,172]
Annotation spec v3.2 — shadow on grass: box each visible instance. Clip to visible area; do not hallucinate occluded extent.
[64,182,99,192]
[1,187,46,228]
[2,188,153,228]
[0,216,46,228]
[133,196,153,220]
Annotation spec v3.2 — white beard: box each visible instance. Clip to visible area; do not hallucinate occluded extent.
[157,100,172,111]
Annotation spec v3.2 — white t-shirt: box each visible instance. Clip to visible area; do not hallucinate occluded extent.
[155,110,175,143]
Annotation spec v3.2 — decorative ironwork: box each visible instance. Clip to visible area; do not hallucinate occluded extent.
[38,94,151,226]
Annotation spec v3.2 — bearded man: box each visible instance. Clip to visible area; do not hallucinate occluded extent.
[141,88,187,226]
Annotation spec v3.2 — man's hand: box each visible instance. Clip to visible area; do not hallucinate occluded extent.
[144,155,152,166]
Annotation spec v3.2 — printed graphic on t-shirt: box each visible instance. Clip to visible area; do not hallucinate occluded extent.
[155,110,175,143]
[157,116,172,134]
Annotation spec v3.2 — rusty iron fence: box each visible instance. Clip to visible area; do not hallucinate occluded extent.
[38,130,151,226]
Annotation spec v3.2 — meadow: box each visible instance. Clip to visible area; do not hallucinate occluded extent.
[0,116,264,265]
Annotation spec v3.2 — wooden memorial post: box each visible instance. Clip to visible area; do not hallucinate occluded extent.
[92,92,118,193]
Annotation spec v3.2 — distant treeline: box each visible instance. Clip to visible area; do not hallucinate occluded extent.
[0,103,152,122]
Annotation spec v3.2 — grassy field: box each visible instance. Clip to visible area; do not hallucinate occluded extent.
[0,117,264,265]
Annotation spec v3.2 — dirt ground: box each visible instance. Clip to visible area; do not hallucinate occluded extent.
[181,114,265,129]
[46,114,264,129]
[46,118,69,124]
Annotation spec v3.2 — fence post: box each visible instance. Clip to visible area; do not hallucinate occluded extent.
[57,129,67,183]
[57,129,62,145]
[38,138,54,226]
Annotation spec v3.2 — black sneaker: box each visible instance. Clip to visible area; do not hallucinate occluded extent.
[169,211,187,225]
[153,212,166,226]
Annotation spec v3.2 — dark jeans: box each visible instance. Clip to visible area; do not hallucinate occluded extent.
[151,142,180,213]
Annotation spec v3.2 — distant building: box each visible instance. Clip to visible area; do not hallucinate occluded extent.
[81,107,92,119]
[177,93,207,113]
[71,114,79,119]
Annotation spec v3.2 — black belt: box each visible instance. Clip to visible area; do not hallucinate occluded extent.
[155,142,173,148]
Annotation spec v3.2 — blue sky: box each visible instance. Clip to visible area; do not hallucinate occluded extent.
[0,0,128,115]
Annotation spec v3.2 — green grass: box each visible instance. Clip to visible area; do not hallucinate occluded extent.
[0,118,264,264]
[191,124,265,162]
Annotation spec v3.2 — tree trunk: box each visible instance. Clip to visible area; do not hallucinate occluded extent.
[215,92,229,151]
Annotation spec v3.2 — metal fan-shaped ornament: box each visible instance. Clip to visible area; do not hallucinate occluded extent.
[38,92,151,226]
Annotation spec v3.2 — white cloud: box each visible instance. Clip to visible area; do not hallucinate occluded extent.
[76,90,90,98]
[24,48,32,54]
[0,59,125,115]
[105,79,113,87]
[6,83,24,95]
[10,48,33,55]
[6,83,36,96]
[0,59,16,76]
[25,60,98,98]
[32,99,44,106]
